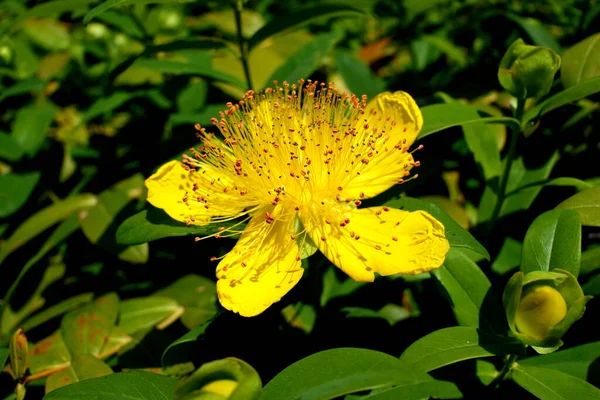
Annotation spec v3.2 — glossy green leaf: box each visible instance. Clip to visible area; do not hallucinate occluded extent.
[267,31,343,86]
[118,296,183,335]
[432,248,505,333]
[248,4,367,51]
[46,355,113,393]
[475,360,499,386]
[61,293,119,357]
[519,341,600,380]
[0,172,40,218]
[360,377,462,399]
[418,103,520,140]
[0,194,98,264]
[561,33,600,88]
[334,50,385,99]
[21,293,94,332]
[384,197,489,260]
[162,319,214,366]
[399,326,524,373]
[155,275,218,329]
[556,186,600,227]
[11,101,57,157]
[0,132,25,162]
[29,332,72,376]
[521,209,582,276]
[492,237,522,275]
[581,247,600,275]
[263,348,421,400]
[116,206,243,245]
[320,266,366,307]
[511,364,600,399]
[44,370,178,399]
[84,0,195,24]
[524,77,600,125]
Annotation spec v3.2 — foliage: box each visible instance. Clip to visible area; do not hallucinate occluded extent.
[0,0,599,399]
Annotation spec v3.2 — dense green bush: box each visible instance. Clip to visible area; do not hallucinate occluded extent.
[0,0,599,399]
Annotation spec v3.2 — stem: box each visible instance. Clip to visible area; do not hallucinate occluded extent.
[491,354,519,388]
[488,98,526,228]
[234,0,253,90]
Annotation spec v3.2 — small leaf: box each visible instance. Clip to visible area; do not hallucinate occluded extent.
[162,319,214,366]
[82,92,135,123]
[334,50,385,99]
[506,15,562,53]
[418,103,520,140]
[561,33,600,88]
[521,209,582,276]
[492,237,522,275]
[248,4,367,51]
[0,133,25,162]
[116,206,243,245]
[524,77,600,125]
[432,248,505,333]
[320,267,366,307]
[84,0,194,24]
[343,304,411,326]
[267,31,343,86]
[21,18,70,51]
[118,296,183,335]
[263,348,422,400]
[0,194,98,264]
[556,186,600,227]
[475,360,499,386]
[581,247,600,275]
[22,293,94,332]
[177,79,208,113]
[519,341,600,380]
[46,355,113,393]
[9,328,28,380]
[511,364,600,399]
[384,197,489,260]
[0,78,45,103]
[399,326,524,373]
[0,172,40,218]
[44,370,177,399]
[11,100,57,157]
[282,302,317,333]
[29,332,71,376]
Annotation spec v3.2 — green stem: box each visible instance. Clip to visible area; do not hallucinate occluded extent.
[491,354,519,388]
[234,0,253,90]
[488,98,526,228]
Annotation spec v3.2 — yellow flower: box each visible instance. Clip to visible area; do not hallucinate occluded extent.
[146,80,450,317]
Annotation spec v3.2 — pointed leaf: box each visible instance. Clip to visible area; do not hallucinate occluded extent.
[0,172,40,218]
[511,364,600,399]
[556,186,600,227]
[520,341,600,380]
[118,296,183,335]
[46,355,113,393]
[84,0,194,24]
[561,33,600,88]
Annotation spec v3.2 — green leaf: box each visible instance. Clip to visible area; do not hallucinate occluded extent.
[475,360,499,386]
[492,237,522,275]
[116,206,244,245]
[267,31,343,86]
[524,77,600,125]
[167,104,224,128]
[21,18,70,51]
[82,92,135,123]
[248,4,367,51]
[61,293,119,357]
[0,194,98,264]
[118,296,183,335]
[432,248,505,333]
[334,50,385,99]
[320,266,366,307]
[282,302,317,333]
[84,0,195,24]
[384,197,489,260]
[29,333,72,376]
[519,341,600,380]
[581,247,600,275]
[44,370,178,399]
[263,348,422,400]
[506,15,562,53]
[418,103,520,140]
[0,78,45,103]
[0,133,25,162]
[511,364,600,399]
[177,79,208,113]
[399,326,524,373]
[556,186,600,227]
[0,347,8,369]
[421,35,468,68]
[24,0,98,19]
[0,172,40,218]
[521,209,582,276]
[46,355,113,393]
[561,33,600,88]
[342,304,411,326]
[155,275,218,330]
[161,319,214,366]
[545,177,594,191]
[21,293,94,332]
[359,378,462,400]
[11,101,57,157]
[9,329,28,380]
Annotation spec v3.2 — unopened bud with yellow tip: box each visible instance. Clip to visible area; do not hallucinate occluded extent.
[498,38,561,99]
[503,269,591,354]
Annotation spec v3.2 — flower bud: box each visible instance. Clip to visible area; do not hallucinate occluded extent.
[503,269,592,353]
[498,38,561,99]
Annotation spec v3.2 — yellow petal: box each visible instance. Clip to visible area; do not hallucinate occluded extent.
[145,160,255,225]
[302,205,449,281]
[216,206,303,317]
[342,91,424,199]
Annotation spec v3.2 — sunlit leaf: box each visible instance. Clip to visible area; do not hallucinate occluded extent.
[511,364,600,399]
[84,0,195,24]
[561,33,600,88]
[46,355,113,393]
[556,186,600,227]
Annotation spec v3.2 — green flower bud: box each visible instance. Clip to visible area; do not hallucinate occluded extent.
[173,358,262,400]
[503,269,592,353]
[498,38,561,99]
[86,23,108,40]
